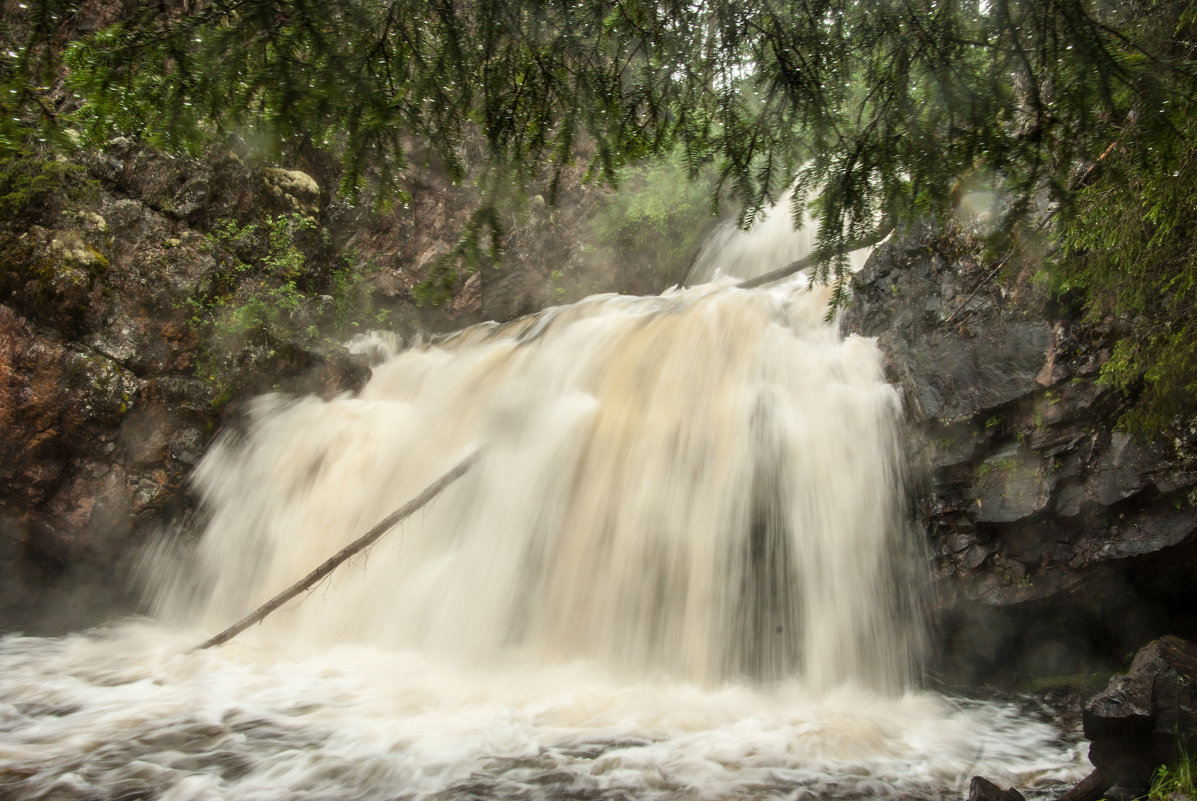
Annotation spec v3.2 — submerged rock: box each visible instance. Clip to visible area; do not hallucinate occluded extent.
[968,776,1025,801]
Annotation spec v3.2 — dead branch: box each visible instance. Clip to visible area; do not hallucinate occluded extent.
[735,224,895,290]
[195,449,481,650]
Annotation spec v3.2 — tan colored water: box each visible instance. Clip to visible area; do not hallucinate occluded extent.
[0,229,1086,800]
[155,281,919,691]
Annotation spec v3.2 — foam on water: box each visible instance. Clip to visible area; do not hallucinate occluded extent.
[0,623,1084,800]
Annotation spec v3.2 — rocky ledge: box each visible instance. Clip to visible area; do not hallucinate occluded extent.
[843,226,1197,684]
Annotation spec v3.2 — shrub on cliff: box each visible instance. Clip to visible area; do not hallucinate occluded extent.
[1052,3,1197,435]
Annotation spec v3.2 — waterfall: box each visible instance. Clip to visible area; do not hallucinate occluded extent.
[153,279,922,691]
[0,221,1088,801]
[685,189,873,285]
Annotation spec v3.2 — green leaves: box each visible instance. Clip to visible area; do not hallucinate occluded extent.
[15,0,1173,261]
[588,152,717,283]
[183,211,384,394]
[1054,0,1197,434]
[7,0,1197,427]
[1056,120,1197,434]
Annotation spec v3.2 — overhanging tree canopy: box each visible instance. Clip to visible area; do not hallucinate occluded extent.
[11,2,1171,254]
[5,0,1197,429]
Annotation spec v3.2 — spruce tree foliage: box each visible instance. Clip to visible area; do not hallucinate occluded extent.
[5,0,1197,428]
[0,0,81,155]
[1054,0,1197,434]
[28,3,1167,268]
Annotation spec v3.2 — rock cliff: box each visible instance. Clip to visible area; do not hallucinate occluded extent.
[0,137,627,631]
[843,226,1197,684]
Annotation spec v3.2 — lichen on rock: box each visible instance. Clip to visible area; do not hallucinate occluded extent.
[262,167,321,218]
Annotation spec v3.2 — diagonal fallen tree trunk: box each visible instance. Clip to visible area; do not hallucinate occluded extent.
[195,449,482,651]
[735,223,894,291]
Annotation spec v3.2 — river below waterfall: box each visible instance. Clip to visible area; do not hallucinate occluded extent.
[0,622,1084,801]
[0,261,1088,799]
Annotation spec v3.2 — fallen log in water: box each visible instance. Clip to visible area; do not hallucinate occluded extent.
[734,223,894,290]
[195,450,482,650]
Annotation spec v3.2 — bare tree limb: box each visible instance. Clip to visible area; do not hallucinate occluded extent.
[941,250,1014,327]
[941,137,1120,328]
[195,449,482,651]
[735,223,894,290]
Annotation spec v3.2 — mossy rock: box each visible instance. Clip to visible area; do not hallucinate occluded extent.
[0,144,99,232]
[0,227,111,337]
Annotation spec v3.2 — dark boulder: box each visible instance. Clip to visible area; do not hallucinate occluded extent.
[1082,636,1197,796]
[968,776,1025,801]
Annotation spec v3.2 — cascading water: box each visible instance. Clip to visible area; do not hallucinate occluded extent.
[156,280,920,691]
[685,189,872,285]
[0,219,1087,800]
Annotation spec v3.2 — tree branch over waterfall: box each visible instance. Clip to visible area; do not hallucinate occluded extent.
[7,0,1197,429]
[9,0,1182,268]
[196,450,481,650]
[733,219,895,293]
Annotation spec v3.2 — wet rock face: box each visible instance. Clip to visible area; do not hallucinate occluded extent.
[1,135,621,632]
[1083,636,1197,795]
[0,146,372,631]
[843,227,1197,682]
[86,138,257,227]
[0,301,172,628]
